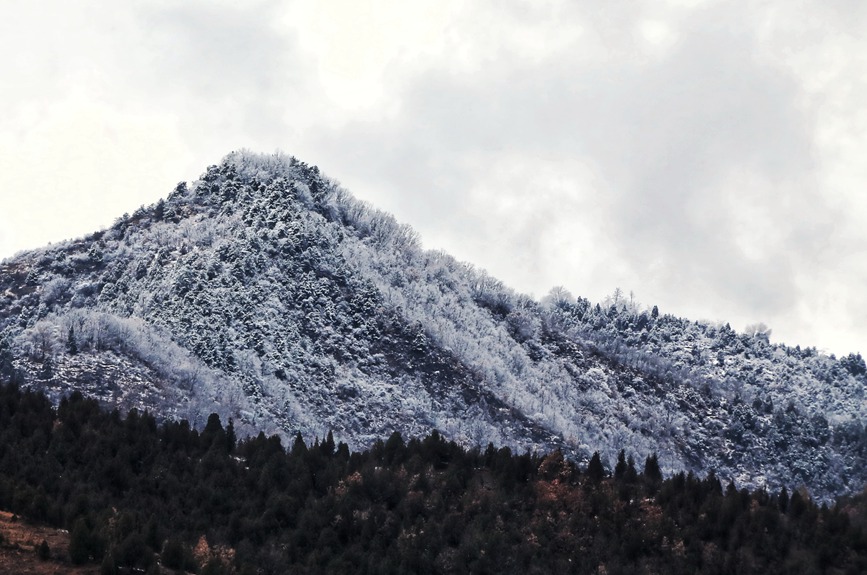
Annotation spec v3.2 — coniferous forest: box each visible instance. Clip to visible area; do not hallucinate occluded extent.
[0,379,865,574]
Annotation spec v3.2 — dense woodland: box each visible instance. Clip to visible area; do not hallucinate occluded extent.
[0,380,865,574]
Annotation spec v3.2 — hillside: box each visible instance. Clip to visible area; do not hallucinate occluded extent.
[0,150,865,499]
[0,383,865,574]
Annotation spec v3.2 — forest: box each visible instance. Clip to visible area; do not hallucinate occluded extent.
[1,150,865,501]
[0,378,865,574]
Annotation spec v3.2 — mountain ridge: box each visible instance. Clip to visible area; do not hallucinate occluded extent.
[1,150,864,500]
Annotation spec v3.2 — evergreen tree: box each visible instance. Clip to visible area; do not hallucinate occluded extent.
[202,413,225,451]
[625,455,638,483]
[69,518,94,564]
[320,429,335,457]
[614,449,628,480]
[226,418,237,453]
[587,452,605,483]
[779,486,789,513]
[644,453,662,483]
[292,432,308,457]
[153,199,165,221]
[37,539,50,560]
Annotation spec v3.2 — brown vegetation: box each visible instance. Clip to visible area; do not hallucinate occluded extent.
[0,510,97,575]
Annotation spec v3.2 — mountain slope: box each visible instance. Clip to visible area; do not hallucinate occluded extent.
[1,150,864,499]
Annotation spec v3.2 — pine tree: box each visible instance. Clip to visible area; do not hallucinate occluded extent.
[615,449,628,480]
[153,199,165,221]
[37,539,50,560]
[320,430,335,457]
[226,418,237,453]
[643,453,662,495]
[625,455,638,483]
[779,486,789,513]
[587,452,605,483]
[644,454,662,482]
[69,518,92,564]
[292,433,308,457]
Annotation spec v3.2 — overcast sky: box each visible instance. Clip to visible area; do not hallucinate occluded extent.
[1,0,866,356]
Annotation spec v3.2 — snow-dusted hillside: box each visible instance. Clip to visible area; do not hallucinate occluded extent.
[0,151,864,499]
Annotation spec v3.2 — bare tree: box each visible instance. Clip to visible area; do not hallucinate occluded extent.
[22,321,60,361]
[543,286,573,308]
[744,322,773,340]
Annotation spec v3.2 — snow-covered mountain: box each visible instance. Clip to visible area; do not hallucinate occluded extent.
[1,151,864,499]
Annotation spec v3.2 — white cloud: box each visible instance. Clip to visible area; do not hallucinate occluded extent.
[0,92,190,251]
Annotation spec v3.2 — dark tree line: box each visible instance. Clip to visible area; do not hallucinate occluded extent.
[0,379,864,574]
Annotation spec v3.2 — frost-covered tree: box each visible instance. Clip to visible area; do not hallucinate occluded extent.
[0,149,863,500]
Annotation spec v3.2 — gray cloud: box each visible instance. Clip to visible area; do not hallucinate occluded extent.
[305,1,852,348]
[128,1,310,149]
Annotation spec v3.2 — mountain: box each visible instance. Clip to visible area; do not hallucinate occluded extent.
[0,150,864,499]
